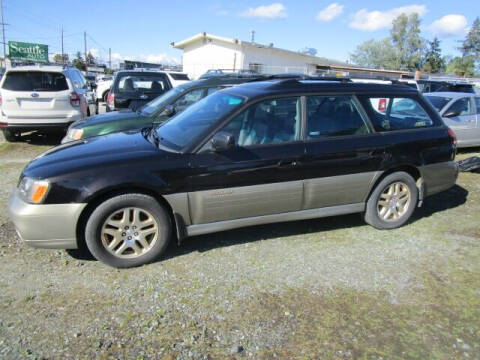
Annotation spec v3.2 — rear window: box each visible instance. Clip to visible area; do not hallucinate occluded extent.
[359,96,434,132]
[116,74,168,94]
[169,73,190,81]
[2,71,69,91]
[424,96,452,112]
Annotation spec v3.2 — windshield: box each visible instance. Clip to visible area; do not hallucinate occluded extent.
[424,96,452,112]
[155,91,245,151]
[140,83,193,116]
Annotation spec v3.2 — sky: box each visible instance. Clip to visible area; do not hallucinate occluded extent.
[4,0,478,67]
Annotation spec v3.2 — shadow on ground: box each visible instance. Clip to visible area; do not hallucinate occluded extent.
[8,131,64,146]
[66,185,468,264]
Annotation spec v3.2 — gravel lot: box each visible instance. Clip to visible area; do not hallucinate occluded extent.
[0,131,479,359]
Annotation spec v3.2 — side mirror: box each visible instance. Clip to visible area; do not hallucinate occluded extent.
[444,110,460,118]
[160,105,176,117]
[211,131,235,152]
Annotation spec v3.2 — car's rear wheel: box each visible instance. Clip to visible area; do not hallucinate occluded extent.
[85,194,171,268]
[364,172,418,229]
[2,129,20,142]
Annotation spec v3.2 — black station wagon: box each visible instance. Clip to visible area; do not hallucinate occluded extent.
[9,79,458,268]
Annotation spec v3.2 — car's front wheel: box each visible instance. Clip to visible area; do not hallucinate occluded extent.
[85,194,171,268]
[364,172,418,230]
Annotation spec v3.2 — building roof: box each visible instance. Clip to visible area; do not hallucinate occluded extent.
[171,32,349,67]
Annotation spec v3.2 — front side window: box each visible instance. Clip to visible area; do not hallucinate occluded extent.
[2,71,68,91]
[117,74,168,94]
[156,92,245,151]
[306,96,369,138]
[221,97,301,147]
[446,97,473,116]
[360,96,434,131]
[475,97,480,115]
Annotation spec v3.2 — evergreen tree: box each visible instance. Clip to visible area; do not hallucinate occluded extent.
[422,37,446,74]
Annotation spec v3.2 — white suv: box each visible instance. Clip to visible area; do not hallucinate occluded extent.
[0,65,88,142]
[95,75,114,104]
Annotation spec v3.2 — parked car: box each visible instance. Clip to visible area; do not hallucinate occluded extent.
[9,79,458,268]
[0,65,88,142]
[106,70,175,112]
[424,92,480,148]
[62,75,262,143]
[95,75,114,105]
[418,79,475,94]
[163,71,190,87]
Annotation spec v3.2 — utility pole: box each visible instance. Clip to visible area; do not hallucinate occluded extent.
[61,27,64,64]
[109,47,111,69]
[0,0,6,68]
[84,31,87,65]
[251,30,255,43]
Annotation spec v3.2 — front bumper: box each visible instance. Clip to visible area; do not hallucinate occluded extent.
[8,190,87,249]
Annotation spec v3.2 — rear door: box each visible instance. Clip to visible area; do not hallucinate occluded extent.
[1,70,73,124]
[442,96,477,146]
[303,94,382,209]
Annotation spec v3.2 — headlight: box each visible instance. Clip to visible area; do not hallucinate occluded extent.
[65,128,84,141]
[18,177,50,204]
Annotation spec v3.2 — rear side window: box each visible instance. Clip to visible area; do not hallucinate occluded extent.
[169,73,190,81]
[424,95,452,112]
[306,96,370,138]
[172,88,205,112]
[2,71,69,91]
[360,96,434,132]
[446,97,474,116]
[117,74,168,94]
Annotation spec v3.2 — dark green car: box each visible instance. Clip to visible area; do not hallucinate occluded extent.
[61,76,259,143]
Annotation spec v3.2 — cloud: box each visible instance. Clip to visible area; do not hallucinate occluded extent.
[350,4,427,31]
[241,3,287,19]
[427,14,468,37]
[139,53,180,65]
[316,3,344,22]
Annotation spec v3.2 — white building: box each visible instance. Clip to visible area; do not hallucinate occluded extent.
[171,32,351,80]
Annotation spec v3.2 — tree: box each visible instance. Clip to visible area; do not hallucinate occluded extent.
[446,56,475,77]
[350,13,425,71]
[460,17,480,73]
[86,51,96,66]
[72,51,85,71]
[350,38,397,69]
[52,53,69,64]
[390,13,425,71]
[422,37,446,73]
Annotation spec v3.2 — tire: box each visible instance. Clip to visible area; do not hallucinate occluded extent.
[364,172,418,230]
[85,194,171,268]
[95,100,99,115]
[2,129,20,142]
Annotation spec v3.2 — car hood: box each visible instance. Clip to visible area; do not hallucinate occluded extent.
[23,130,165,179]
[70,110,146,128]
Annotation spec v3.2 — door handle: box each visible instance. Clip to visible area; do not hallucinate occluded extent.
[278,160,299,168]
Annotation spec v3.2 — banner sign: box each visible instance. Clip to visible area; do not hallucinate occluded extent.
[8,41,49,63]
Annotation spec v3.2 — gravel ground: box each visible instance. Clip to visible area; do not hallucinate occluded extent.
[0,132,480,359]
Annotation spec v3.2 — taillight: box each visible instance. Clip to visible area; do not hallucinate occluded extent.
[107,93,114,109]
[70,92,80,107]
[0,94,2,107]
[447,128,457,146]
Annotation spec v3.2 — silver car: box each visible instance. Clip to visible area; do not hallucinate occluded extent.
[424,92,480,148]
